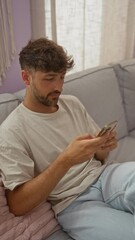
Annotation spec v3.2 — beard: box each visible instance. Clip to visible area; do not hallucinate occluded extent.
[36,94,59,106]
[32,88,61,107]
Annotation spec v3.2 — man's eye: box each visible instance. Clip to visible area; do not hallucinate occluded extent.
[45,78,54,81]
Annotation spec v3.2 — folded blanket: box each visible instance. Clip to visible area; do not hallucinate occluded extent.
[0,178,60,240]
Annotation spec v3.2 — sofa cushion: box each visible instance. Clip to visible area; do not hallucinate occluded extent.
[0,94,19,125]
[129,129,135,138]
[113,59,135,132]
[108,136,135,163]
[0,177,60,240]
[14,88,26,102]
[63,66,128,140]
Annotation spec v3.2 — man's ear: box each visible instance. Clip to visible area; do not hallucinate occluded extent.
[21,70,30,85]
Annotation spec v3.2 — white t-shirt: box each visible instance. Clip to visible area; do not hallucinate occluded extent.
[0,95,107,214]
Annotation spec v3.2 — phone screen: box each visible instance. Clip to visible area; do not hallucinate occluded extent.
[97,120,118,137]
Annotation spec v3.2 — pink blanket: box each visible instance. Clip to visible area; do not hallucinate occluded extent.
[0,178,60,240]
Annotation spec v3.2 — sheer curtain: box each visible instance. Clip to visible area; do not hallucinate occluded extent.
[30,0,135,73]
[0,0,16,85]
[100,0,135,64]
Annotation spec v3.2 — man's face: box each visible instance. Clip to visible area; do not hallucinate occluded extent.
[27,70,65,107]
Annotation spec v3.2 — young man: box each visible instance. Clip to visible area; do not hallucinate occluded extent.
[0,38,135,240]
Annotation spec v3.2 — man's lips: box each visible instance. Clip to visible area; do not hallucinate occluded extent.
[49,92,61,97]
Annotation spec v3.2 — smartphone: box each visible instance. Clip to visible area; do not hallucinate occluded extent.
[97,120,118,137]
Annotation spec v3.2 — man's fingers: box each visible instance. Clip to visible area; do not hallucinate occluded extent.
[76,134,94,141]
[84,136,107,147]
[75,134,108,149]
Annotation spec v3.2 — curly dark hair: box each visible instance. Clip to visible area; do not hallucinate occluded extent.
[19,38,74,72]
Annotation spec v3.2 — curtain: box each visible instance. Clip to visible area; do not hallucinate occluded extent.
[100,0,135,64]
[30,0,135,73]
[0,0,16,85]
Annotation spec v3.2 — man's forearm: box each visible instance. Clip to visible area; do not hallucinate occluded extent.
[6,154,70,216]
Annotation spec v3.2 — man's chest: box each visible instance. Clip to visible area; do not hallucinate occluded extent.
[25,114,88,172]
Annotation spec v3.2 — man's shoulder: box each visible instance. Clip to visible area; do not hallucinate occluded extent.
[59,95,85,113]
[60,94,82,106]
[0,104,23,129]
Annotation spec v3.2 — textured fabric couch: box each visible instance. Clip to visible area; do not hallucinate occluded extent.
[0,58,135,239]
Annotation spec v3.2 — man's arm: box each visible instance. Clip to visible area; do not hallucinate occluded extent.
[6,134,107,216]
[6,153,70,216]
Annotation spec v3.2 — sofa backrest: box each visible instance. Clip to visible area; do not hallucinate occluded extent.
[0,63,131,140]
[113,59,135,134]
[63,65,128,140]
[0,94,19,125]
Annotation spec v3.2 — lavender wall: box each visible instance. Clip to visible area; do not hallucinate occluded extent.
[0,0,31,94]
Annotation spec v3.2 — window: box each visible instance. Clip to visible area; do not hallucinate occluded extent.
[45,0,102,73]
[31,0,135,73]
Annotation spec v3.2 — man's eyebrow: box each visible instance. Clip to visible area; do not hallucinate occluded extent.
[46,72,66,76]
[45,73,57,76]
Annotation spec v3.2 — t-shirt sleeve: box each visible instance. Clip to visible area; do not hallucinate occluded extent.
[0,128,34,190]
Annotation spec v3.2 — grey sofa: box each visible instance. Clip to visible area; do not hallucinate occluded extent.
[0,58,135,239]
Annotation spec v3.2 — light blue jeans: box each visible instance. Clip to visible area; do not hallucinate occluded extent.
[57,162,135,240]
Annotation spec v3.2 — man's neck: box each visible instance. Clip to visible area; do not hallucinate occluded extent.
[23,98,58,114]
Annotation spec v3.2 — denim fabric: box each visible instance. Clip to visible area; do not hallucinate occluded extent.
[58,162,135,240]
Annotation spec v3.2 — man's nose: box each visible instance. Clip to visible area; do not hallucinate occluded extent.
[54,77,63,91]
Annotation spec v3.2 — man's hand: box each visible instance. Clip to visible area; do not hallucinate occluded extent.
[101,131,117,151]
[95,130,117,163]
[61,134,108,168]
